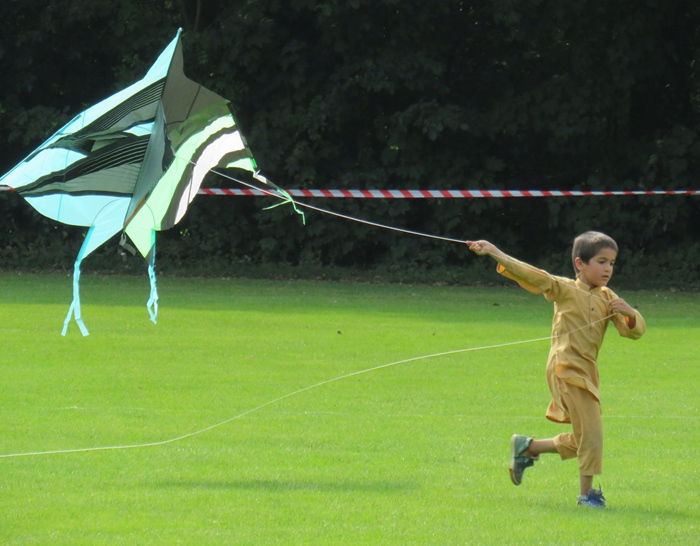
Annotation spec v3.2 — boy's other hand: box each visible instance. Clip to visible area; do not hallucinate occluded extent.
[610,298,636,319]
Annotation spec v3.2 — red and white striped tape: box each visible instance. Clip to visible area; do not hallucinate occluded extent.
[2,185,698,198]
[198,188,700,198]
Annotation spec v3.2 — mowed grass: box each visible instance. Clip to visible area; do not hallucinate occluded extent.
[0,273,698,545]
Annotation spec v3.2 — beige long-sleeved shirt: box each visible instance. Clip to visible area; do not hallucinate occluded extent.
[496,256,645,417]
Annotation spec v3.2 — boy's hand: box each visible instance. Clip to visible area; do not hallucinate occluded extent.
[610,298,638,328]
[467,240,498,256]
[610,298,635,318]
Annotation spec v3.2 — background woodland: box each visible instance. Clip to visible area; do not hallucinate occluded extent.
[1,0,699,288]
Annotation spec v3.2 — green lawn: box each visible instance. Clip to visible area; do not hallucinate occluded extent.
[1,273,698,545]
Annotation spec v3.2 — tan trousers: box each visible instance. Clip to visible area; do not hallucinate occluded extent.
[550,378,603,475]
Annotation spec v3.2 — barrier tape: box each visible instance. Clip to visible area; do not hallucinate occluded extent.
[2,185,698,198]
[199,188,699,198]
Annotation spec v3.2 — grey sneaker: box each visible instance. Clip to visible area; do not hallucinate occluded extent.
[577,488,606,508]
[509,434,538,486]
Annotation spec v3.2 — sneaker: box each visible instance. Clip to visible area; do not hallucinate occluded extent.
[509,434,538,486]
[576,488,606,508]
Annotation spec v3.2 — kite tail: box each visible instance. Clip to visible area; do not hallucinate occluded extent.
[146,234,159,324]
[62,259,90,337]
[253,171,306,224]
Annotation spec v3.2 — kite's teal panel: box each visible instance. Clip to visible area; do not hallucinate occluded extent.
[126,122,155,137]
[78,198,131,258]
[144,29,182,81]
[26,194,129,231]
[0,149,85,190]
[2,34,178,186]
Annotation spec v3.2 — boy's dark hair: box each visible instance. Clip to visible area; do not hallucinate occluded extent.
[572,231,618,273]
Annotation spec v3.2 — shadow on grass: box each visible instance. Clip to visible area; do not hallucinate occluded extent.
[600,504,698,522]
[524,497,698,523]
[155,478,419,493]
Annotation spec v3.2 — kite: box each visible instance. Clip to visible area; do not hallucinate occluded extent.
[0,29,298,336]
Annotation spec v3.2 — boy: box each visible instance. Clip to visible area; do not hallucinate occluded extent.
[467,232,645,507]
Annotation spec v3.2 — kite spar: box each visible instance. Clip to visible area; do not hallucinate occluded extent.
[0,29,290,335]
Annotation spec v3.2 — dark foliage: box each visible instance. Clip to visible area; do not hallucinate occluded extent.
[1,0,699,288]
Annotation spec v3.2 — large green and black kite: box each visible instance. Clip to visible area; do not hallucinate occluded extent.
[1,29,287,335]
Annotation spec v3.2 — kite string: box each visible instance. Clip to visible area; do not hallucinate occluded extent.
[0,314,614,460]
[213,168,465,244]
[211,169,615,304]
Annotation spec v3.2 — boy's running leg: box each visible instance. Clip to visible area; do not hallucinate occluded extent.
[524,439,558,457]
[580,475,593,496]
[509,435,539,485]
[509,436,560,485]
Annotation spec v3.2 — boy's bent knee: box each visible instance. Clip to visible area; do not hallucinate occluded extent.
[553,433,578,460]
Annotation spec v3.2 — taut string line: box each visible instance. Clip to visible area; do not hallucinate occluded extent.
[216,170,613,304]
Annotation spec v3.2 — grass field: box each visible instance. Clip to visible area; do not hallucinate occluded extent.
[1,273,698,545]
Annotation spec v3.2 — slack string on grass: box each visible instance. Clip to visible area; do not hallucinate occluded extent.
[0,316,614,460]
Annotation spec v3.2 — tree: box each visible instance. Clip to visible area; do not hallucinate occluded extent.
[1,0,698,287]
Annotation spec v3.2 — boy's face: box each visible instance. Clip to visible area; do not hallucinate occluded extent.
[575,247,617,288]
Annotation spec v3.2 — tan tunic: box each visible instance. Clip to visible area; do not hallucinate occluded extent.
[496,256,646,423]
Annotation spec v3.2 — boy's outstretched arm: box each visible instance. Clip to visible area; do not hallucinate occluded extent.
[467,240,552,295]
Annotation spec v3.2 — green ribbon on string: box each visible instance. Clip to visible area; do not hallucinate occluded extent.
[263,187,306,224]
